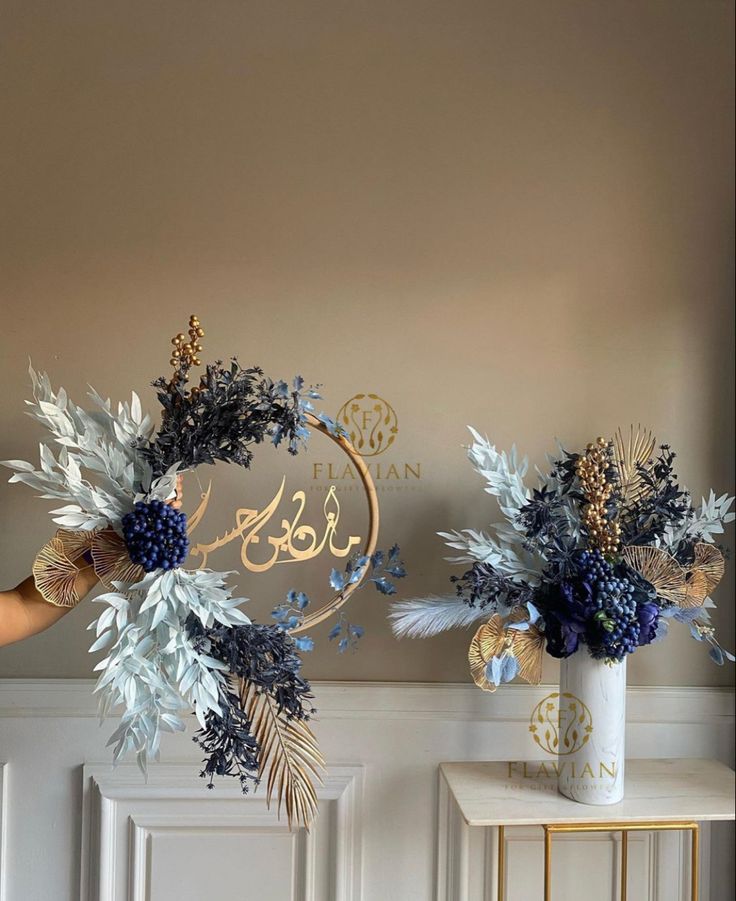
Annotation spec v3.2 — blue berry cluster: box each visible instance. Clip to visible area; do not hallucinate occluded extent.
[122,500,189,572]
[540,549,660,662]
[577,550,641,661]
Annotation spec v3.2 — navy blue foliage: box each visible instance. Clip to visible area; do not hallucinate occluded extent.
[186,617,316,792]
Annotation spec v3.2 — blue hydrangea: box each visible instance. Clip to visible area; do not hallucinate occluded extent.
[122,499,189,572]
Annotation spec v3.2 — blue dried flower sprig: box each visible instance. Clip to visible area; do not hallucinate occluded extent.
[271,546,407,653]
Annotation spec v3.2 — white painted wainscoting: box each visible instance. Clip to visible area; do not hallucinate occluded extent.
[0,680,733,901]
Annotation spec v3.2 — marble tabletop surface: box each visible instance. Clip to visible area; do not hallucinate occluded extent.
[440,757,736,826]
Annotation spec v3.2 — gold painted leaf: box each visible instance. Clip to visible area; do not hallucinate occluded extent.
[468,609,545,691]
[240,680,325,831]
[614,426,656,506]
[55,528,96,561]
[32,537,81,608]
[623,543,725,609]
[623,545,687,605]
[681,543,725,608]
[91,529,144,589]
[514,623,545,686]
[468,615,506,692]
[690,543,725,595]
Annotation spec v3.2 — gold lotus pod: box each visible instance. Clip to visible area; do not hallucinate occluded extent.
[91,529,144,589]
[32,536,82,608]
[623,543,726,609]
[468,609,545,692]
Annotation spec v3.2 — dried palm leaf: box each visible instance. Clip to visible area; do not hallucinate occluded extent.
[240,680,325,830]
[91,529,144,590]
[614,425,656,506]
[468,609,545,692]
[32,537,81,607]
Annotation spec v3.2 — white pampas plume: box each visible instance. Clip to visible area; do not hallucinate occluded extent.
[389,596,489,639]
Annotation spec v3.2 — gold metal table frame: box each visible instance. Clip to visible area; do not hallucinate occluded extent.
[439,759,734,901]
[539,820,698,901]
[497,820,699,901]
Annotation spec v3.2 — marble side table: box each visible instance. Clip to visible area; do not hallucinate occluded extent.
[438,757,735,901]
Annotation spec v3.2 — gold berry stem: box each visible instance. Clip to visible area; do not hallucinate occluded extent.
[168,315,205,393]
[576,436,621,556]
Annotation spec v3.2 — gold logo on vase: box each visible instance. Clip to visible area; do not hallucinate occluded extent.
[529,691,593,756]
[336,393,398,457]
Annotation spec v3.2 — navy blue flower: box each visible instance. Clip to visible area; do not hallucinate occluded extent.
[636,601,660,647]
[539,578,594,659]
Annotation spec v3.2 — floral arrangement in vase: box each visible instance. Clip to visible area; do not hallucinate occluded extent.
[391,427,732,804]
[390,427,734,686]
[3,316,405,828]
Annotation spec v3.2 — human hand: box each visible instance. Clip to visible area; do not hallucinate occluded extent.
[167,473,184,510]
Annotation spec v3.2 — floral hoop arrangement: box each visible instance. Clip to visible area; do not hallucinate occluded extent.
[390,427,733,686]
[3,316,405,828]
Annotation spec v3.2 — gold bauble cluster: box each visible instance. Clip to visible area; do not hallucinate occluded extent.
[168,315,205,390]
[576,436,621,556]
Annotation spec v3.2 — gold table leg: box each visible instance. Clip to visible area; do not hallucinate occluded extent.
[621,830,628,901]
[690,823,699,901]
[542,820,700,901]
[544,825,552,901]
[497,824,505,901]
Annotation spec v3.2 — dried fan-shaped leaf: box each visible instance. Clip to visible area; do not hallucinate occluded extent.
[91,529,144,589]
[514,623,545,686]
[240,680,325,830]
[624,543,725,609]
[468,609,545,691]
[55,528,96,561]
[680,543,725,608]
[614,426,656,505]
[623,545,687,605]
[469,616,506,692]
[691,543,725,595]
[32,537,81,607]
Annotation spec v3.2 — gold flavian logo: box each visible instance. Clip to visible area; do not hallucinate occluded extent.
[529,691,594,756]
[189,477,362,573]
[311,394,422,488]
[336,394,398,457]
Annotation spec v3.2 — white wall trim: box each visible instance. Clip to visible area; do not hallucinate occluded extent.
[81,762,364,901]
[0,679,732,900]
[0,678,734,725]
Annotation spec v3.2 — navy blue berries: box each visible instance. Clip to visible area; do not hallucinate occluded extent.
[122,499,189,572]
[540,549,660,663]
[578,550,659,662]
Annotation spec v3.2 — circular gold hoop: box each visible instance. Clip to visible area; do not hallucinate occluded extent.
[290,412,379,633]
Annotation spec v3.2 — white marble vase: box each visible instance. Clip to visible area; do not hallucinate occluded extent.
[557,652,626,805]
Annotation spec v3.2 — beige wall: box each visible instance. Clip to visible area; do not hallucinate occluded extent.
[0,0,733,686]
